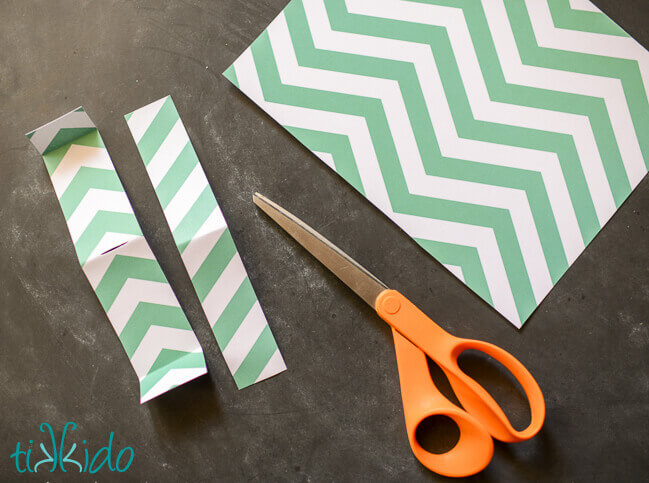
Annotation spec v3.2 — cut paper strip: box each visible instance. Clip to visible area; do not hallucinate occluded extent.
[125,96,286,388]
[27,107,207,403]
[223,0,649,327]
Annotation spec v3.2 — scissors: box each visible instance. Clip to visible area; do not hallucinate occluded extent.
[253,193,545,477]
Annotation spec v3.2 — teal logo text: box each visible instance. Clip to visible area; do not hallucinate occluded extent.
[10,422,134,474]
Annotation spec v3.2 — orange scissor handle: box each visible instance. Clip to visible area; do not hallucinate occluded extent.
[392,329,494,477]
[376,290,545,443]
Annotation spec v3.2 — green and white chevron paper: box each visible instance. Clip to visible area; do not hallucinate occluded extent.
[224,0,649,327]
[125,96,286,388]
[27,108,208,402]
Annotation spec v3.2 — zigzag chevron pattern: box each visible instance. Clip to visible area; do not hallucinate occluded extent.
[125,96,286,388]
[27,108,207,402]
[224,0,649,327]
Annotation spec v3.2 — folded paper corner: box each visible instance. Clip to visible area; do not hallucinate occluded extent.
[139,355,209,404]
[27,106,96,155]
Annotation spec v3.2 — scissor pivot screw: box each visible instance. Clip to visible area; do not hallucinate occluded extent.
[383,296,402,315]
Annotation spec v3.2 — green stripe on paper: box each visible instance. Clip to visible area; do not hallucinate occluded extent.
[213,278,257,348]
[136,97,179,165]
[233,326,279,388]
[192,229,237,301]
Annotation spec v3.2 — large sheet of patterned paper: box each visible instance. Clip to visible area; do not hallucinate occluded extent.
[224,0,649,327]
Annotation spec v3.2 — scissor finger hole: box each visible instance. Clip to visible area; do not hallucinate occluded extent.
[457,349,530,431]
[415,415,460,454]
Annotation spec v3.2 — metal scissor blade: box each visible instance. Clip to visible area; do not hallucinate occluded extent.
[253,193,388,308]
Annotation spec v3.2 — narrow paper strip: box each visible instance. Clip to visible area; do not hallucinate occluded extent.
[125,96,286,389]
[27,107,208,403]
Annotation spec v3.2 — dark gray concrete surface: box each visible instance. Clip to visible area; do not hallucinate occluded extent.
[2,0,649,481]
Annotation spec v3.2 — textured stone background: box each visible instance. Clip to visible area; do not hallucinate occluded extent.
[1,0,648,481]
